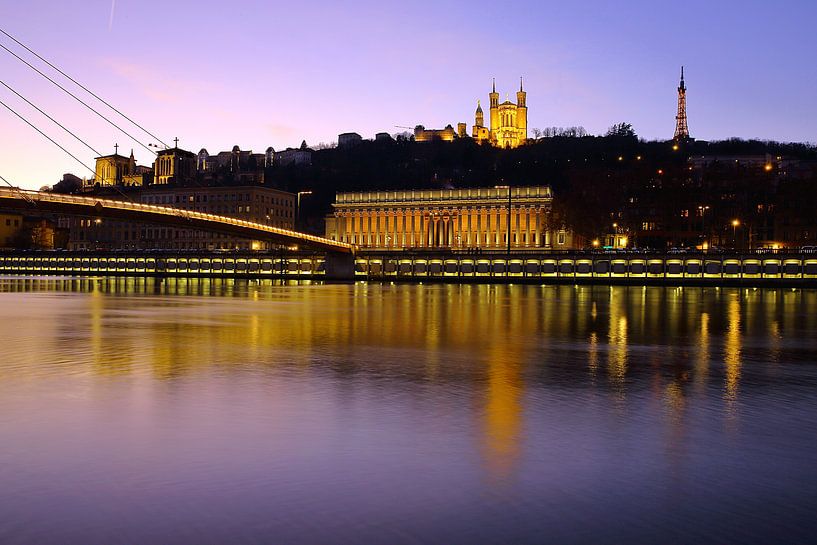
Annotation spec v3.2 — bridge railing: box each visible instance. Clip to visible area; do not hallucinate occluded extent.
[0,188,353,251]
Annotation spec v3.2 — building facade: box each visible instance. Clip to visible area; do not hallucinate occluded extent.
[338,132,363,148]
[154,147,197,185]
[67,185,295,251]
[414,125,456,143]
[325,186,577,250]
[0,213,22,247]
[472,79,528,148]
[92,150,136,187]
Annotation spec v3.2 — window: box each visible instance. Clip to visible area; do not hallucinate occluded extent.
[557,231,566,245]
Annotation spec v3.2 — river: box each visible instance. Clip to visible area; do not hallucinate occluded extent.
[0,277,815,544]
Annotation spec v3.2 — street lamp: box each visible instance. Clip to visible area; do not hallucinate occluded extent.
[732,219,740,249]
[296,190,312,229]
[698,205,710,249]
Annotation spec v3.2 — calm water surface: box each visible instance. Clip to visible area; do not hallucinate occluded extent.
[0,277,816,544]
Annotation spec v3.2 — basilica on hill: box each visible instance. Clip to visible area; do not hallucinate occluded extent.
[472,78,528,148]
[414,79,528,148]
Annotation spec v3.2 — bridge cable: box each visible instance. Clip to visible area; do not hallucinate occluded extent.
[0,97,95,176]
[0,78,102,157]
[0,41,157,156]
[0,27,170,149]
[0,97,141,204]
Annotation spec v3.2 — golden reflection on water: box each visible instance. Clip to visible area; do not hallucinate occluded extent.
[724,296,742,404]
[483,337,522,483]
[695,312,710,392]
[1,278,816,484]
[607,288,629,400]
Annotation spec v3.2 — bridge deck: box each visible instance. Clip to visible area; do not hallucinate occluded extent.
[0,187,353,253]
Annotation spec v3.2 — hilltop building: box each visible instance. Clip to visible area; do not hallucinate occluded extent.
[414,124,456,142]
[473,78,528,148]
[338,132,363,148]
[66,143,298,250]
[414,79,529,148]
[93,148,136,187]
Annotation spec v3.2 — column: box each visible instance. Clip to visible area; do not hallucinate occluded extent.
[534,208,541,247]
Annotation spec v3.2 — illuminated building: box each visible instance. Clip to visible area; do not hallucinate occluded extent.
[0,213,22,247]
[92,147,136,187]
[325,186,578,249]
[473,78,528,148]
[415,79,529,148]
[414,124,456,142]
[67,185,295,250]
[153,146,196,185]
[0,214,59,249]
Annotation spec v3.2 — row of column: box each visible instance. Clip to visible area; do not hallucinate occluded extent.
[334,206,555,249]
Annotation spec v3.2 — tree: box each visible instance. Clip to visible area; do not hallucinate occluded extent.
[606,122,637,138]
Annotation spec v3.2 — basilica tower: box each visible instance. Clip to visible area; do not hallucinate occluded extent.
[516,77,527,140]
[489,78,500,131]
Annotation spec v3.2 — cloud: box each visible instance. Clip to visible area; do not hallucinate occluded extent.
[266,123,300,142]
[99,58,223,106]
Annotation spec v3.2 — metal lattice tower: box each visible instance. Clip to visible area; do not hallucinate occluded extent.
[674,66,689,140]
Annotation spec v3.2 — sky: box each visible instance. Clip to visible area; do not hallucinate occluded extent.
[0,0,815,189]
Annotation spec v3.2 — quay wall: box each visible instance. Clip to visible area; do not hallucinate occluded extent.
[1,250,817,287]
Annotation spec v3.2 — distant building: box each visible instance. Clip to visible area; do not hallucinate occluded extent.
[414,124,456,142]
[197,146,266,184]
[66,185,295,251]
[151,147,195,185]
[472,79,528,148]
[0,214,60,249]
[0,213,22,247]
[326,186,579,250]
[275,147,312,166]
[91,148,136,187]
[375,132,392,142]
[414,79,529,148]
[338,132,363,148]
[688,154,777,170]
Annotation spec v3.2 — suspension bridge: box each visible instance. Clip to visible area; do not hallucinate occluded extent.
[0,187,354,254]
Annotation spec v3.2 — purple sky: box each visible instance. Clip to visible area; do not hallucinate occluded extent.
[1,0,815,189]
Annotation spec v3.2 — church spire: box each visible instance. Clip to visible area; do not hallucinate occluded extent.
[492,78,496,93]
[520,76,523,92]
